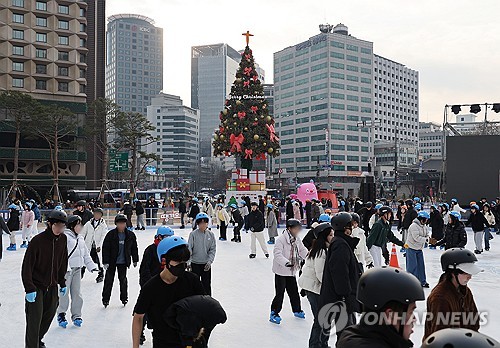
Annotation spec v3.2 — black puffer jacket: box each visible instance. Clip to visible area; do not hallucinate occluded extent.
[319,231,360,314]
[402,208,417,230]
[466,212,490,232]
[73,209,94,225]
[7,209,20,231]
[139,243,161,287]
[436,222,467,249]
[246,209,265,232]
[102,228,139,267]
[337,318,414,348]
[429,210,444,240]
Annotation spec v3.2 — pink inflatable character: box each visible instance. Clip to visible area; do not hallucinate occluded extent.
[296,180,318,205]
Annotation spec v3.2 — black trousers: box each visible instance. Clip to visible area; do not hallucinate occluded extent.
[180,212,185,227]
[191,263,212,296]
[102,264,128,303]
[25,286,58,348]
[382,244,390,264]
[219,221,227,240]
[234,222,243,237]
[271,274,301,314]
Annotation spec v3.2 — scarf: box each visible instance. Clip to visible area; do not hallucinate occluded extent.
[287,231,302,273]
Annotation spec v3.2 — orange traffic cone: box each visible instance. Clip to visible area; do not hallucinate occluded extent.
[389,244,401,268]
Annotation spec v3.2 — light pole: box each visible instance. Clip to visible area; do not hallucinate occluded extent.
[357,119,381,175]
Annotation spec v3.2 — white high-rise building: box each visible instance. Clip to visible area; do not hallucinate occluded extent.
[147,93,199,186]
[419,122,443,159]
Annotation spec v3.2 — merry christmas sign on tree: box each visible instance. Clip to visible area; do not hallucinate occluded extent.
[212,31,280,171]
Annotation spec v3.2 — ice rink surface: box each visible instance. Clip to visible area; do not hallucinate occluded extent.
[1,225,499,347]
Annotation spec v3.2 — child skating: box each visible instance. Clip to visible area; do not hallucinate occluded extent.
[270,219,308,324]
[20,201,35,248]
[57,215,98,328]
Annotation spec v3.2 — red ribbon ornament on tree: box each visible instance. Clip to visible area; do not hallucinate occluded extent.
[266,124,279,142]
[252,75,258,82]
[245,53,251,59]
[244,67,252,76]
[230,133,244,153]
[244,149,253,159]
[250,106,258,113]
[237,111,246,119]
[243,80,250,87]
[256,153,266,160]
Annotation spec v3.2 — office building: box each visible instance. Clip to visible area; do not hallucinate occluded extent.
[147,93,199,187]
[0,0,89,188]
[105,14,163,114]
[419,122,443,159]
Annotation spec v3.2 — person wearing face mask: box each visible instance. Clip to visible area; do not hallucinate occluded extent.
[269,219,309,325]
[188,213,216,296]
[318,212,361,346]
[132,236,205,348]
[423,248,483,341]
[337,267,425,348]
[298,222,333,347]
[22,209,69,348]
[56,215,98,329]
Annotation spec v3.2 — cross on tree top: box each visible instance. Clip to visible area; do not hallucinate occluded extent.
[242,30,254,46]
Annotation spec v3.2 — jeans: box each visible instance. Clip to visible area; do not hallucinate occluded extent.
[485,227,493,250]
[306,291,327,348]
[191,263,212,296]
[271,274,302,314]
[136,214,145,229]
[406,248,427,285]
[102,264,128,303]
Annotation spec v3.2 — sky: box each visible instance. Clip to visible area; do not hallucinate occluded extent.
[107,0,500,124]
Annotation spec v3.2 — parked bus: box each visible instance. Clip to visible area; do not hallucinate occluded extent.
[110,189,184,208]
[66,190,116,207]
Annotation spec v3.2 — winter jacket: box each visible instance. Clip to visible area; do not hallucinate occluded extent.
[231,209,243,225]
[120,203,134,216]
[337,318,414,348]
[139,243,161,287]
[285,201,294,220]
[0,216,10,260]
[135,202,145,215]
[302,227,316,250]
[239,205,248,217]
[466,211,490,232]
[188,228,216,265]
[429,210,444,240]
[293,204,301,220]
[436,222,467,249]
[178,201,187,214]
[265,210,278,238]
[452,204,466,214]
[7,209,20,231]
[367,219,404,249]
[352,227,373,267]
[424,274,480,340]
[214,208,230,226]
[259,199,265,215]
[483,211,496,227]
[298,249,326,295]
[101,228,139,267]
[272,230,308,276]
[406,218,429,250]
[319,231,361,314]
[305,201,312,218]
[402,208,417,230]
[311,204,320,220]
[358,207,375,233]
[64,229,97,271]
[165,295,227,348]
[32,204,41,221]
[202,202,214,218]
[21,228,68,293]
[73,209,93,225]
[82,218,108,250]
[188,203,200,219]
[368,213,378,230]
[21,210,35,229]
[246,209,265,232]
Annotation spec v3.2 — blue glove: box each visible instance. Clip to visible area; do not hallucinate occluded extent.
[59,287,67,296]
[25,292,37,303]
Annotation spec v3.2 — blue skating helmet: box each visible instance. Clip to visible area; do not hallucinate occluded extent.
[450,211,461,220]
[195,212,209,222]
[156,226,174,238]
[417,211,430,220]
[318,214,331,223]
[156,235,188,262]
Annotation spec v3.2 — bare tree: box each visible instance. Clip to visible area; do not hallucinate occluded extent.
[0,91,39,200]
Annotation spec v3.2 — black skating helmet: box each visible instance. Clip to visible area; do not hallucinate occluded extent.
[66,215,82,228]
[350,213,360,224]
[286,219,302,229]
[313,222,332,238]
[422,328,500,348]
[114,214,128,224]
[330,212,352,231]
[47,209,68,224]
[357,267,425,311]
[441,248,478,272]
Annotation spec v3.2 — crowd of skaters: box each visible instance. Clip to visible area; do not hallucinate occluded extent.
[1,193,500,347]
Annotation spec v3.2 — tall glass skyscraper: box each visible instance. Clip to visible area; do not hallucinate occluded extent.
[105,14,163,114]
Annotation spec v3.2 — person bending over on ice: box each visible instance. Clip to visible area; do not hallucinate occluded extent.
[57,215,98,329]
[132,236,205,348]
[188,213,216,296]
[22,209,69,348]
[214,203,230,241]
[247,201,269,259]
[366,206,404,267]
[269,219,309,325]
[101,214,139,308]
[423,248,482,341]
[337,267,425,348]
[229,204,243,243]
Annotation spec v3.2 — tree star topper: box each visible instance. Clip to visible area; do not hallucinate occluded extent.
[242,30,254,46]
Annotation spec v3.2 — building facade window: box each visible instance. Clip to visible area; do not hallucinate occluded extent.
[36,48,47,58]
[12,77,24,88]
[12,29,24,39]
[59,36,69,45]
[58,5,69,14]
[36,17,47,27]
[58,82,69,92]
[12,13,24,23]
[36,33,47,42]
[12,0,24,7]
[36,64,47,74]
[36,80,47,90]
[58,51,69,61]
[12,62,24,72]
[13,45,24,55]
[58,66,69,76]
[35,1,47,11]
[58,20,69,30]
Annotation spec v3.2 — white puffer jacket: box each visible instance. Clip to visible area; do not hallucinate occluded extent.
[352,227,373,267]
[298,249,326,295]
[64,229,97,271]
[484,211,496,226]
[406,218,429,250]
[82,218,108,251]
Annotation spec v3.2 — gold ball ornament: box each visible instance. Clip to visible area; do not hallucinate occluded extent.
[214,134,219,140]
[222,109,228,115]
[267,148,274,154]
[260,115,264,119]
[263,142,267,146]
[254,117,258,121]
[253,134,260,141]
[236,100,242,105]
[244,127,248,131]
[263,104,267,109]
[233,122,237,125]
[233,113,237,118]
[220,134,225,140]
[266,116,272,122]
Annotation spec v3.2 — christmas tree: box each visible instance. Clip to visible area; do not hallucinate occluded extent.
[212,31,280,171]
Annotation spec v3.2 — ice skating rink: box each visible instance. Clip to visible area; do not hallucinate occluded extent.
[1,225,499,347]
